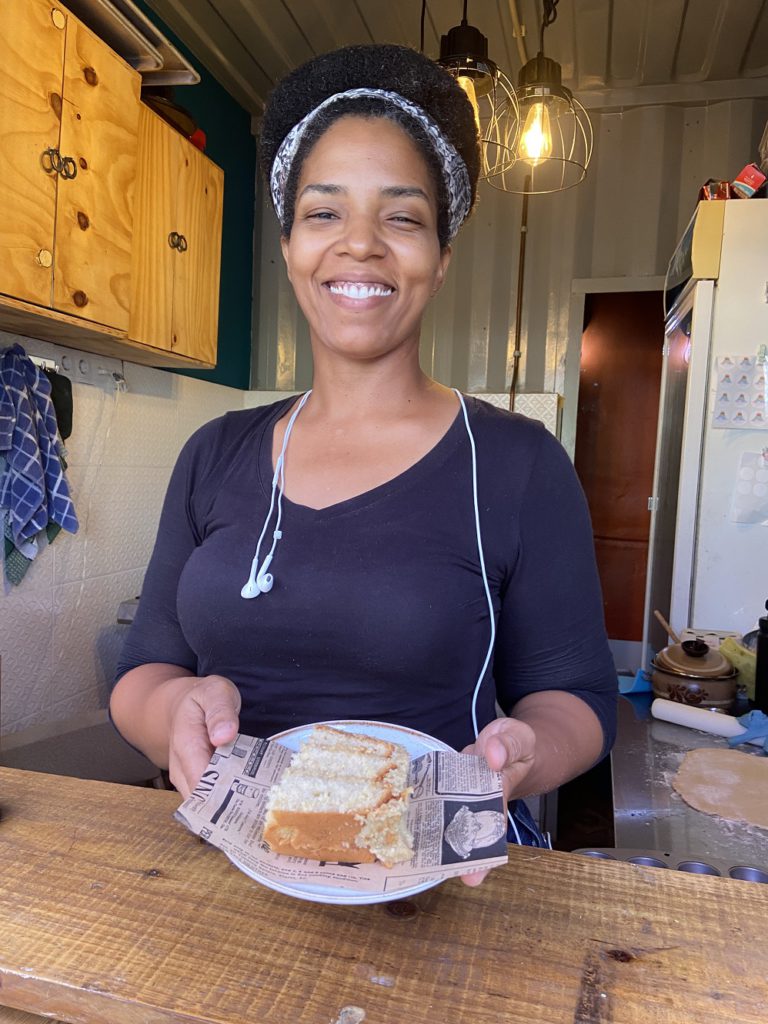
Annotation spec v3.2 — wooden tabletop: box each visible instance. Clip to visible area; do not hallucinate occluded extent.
[0,766,766,1024]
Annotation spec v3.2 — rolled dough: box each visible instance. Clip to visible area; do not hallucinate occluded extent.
[672,748,768,829]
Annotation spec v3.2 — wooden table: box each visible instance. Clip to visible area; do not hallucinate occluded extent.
[0,767,766,1024]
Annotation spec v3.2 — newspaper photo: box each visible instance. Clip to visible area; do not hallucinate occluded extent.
[175,732,509,895]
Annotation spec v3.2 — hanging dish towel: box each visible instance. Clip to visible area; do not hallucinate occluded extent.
[0,343,78,544]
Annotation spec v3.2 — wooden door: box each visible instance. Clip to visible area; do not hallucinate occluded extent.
[129,105,177,351]
[574,291,664,642]
[0,0,65,307]
[172,140,223,365]
[54,13,139,329]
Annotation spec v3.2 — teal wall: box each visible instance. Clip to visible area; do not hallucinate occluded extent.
[135,1,256,390]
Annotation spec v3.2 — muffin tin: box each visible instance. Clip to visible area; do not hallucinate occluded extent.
[574,847,768,884]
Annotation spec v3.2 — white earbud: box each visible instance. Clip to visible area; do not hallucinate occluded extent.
[256,554,274,593]
[241,553,275,599]
[241,392,312,600]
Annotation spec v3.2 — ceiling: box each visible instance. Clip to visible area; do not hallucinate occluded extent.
[146,0,768,119]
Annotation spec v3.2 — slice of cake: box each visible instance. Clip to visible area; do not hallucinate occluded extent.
[263,725,414,867]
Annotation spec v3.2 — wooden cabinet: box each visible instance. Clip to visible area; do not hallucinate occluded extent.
[0,1,224,369]
[130,105,223,367]
[0,0,139,332]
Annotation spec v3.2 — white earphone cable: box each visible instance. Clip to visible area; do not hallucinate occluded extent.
[453,390,522,846]
[241,390,312,598]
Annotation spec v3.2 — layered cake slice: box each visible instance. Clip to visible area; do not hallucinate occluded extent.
[263,725,414,866]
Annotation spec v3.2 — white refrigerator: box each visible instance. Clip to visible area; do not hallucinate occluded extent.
[642,198,768,661]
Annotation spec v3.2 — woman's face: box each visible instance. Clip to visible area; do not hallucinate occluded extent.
[281,115,451,364]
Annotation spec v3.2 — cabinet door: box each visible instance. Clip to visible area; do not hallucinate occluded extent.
[54,12,139,330]
[0,0,65,307]
[172,141,224,365]
[129,105,177,350]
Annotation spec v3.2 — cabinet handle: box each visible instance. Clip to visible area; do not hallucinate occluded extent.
[40,149,78,179]
[59,156,78,180]
[177,234,188,253]
[168,232,188,252]
[72,290,88,308]
[35,249,53,269]
[41,147,61,175]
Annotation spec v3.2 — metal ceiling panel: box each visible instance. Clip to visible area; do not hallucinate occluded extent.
[354,0,423,48]
[146,0,271,110]
[290,0,373,52]
[216,0,315,84]
[638,0,685,87]
[744,3,768,78]
[573,0,611,90]
[675,0,728,82]
[153,0,768,115]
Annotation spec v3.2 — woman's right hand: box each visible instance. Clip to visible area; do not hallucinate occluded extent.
[167,674,241,797]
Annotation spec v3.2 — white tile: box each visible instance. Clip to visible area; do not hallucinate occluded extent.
[71,464,170,579]
[65,382,112,467]
[52,569,144,711]
[175,375,244,448]
[242,389,297,409]
[100,371,180,468]
[0,583,54,733]
[53,464,98,584]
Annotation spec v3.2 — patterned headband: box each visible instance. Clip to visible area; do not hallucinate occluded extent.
[269,87,472,242]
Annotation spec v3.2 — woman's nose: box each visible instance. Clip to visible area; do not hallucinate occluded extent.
[336,212,386,259]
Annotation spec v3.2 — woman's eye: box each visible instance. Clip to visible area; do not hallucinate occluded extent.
[305,210,338,221]
[389,214,422,226]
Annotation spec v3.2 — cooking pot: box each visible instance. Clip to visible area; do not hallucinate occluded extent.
[650,639,739,712]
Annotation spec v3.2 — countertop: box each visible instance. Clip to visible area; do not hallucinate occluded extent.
[611,695,767,869]
[1,766,767,1023]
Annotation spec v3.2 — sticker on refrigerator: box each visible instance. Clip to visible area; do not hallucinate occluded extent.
[713,355,768,429]
[730,450,768,525]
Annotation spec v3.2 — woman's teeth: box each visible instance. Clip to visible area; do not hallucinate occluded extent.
[328,282,393,299]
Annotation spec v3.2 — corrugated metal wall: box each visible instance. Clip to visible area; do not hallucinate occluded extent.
[252,97,768,418]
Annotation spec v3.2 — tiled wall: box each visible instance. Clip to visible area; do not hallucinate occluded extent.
[0,331,246,736]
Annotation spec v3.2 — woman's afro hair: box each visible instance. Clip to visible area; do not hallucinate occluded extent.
[258,44,481,234]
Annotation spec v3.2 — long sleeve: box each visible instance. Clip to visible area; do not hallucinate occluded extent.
[493,429,617,758]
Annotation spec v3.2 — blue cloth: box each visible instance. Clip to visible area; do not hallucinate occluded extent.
[0,344,78,543]
[508,799,551,848]
[727,710,768,752]
[116,397,617,758]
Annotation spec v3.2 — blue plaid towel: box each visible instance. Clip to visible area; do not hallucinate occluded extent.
[0,343,78,543]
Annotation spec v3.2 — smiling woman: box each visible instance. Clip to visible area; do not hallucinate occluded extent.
[110,44,617,874]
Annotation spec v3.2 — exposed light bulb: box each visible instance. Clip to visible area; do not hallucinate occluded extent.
[519,101,553,166]
[457,74,481,133]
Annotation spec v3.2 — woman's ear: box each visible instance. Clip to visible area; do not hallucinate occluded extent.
[280,234,292,283]
[431,244,452,297]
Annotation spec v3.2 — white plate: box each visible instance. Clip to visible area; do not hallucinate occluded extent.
[226,720,453,905]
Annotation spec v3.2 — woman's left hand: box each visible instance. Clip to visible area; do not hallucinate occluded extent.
[459,716,536,887]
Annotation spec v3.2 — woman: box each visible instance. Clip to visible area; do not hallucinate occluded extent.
[111,44,616,878]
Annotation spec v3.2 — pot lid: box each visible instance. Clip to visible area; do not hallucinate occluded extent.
[656,639,733,677]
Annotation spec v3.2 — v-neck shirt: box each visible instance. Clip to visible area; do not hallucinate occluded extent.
[116,396,617,755]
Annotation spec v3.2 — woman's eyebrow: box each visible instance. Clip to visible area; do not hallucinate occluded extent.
[298,184,430,201]
[299,183,346,198]
[381,186,429,201]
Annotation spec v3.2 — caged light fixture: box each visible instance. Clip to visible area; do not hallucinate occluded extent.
[486,0,593,194]
[429,0,520,181]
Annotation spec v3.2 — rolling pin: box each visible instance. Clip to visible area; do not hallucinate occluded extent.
[651,698,764,746]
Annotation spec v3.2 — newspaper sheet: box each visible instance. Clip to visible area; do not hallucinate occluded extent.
[175,733,509,894]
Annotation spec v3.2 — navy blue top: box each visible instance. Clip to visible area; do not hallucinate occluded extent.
[116,396,616,757]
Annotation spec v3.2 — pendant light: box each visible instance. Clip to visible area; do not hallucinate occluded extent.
[486,0,593,194]
[434,0,519,180]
